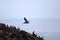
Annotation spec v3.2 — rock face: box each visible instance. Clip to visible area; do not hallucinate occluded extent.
[0,23,44,40]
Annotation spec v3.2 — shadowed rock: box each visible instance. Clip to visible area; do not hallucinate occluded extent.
[0,23,44,40]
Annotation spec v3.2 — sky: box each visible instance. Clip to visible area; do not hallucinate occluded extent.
[0,0,60,19]
[0,0,60,40]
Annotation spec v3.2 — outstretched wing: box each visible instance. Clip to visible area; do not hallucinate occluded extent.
[24,17,28,22]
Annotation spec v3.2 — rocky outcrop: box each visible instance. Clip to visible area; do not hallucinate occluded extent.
[0,23,44,40]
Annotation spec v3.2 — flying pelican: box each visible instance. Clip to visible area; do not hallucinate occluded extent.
[23,17,29,24]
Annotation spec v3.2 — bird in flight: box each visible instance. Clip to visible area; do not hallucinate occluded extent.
[23,17,29,24]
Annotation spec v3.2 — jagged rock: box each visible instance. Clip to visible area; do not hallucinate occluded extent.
[0,23,44,40]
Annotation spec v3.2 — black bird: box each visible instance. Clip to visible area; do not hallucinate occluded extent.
[23,17,29,24]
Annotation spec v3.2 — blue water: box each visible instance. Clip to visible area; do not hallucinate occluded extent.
[0,18,60,40]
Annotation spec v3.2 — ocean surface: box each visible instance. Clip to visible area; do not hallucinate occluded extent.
[0,18,60,40]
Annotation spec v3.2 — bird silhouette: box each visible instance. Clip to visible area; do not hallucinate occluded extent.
[23,17,29,24]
